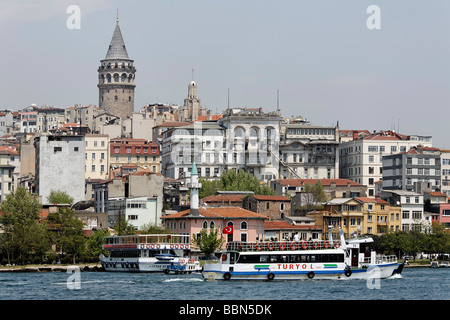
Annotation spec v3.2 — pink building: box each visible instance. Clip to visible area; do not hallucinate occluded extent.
[161,207,267,246]
[439,203,450,229]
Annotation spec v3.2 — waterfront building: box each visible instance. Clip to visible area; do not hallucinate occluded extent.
[380,190,425,232]
[98,16,136,119]
[339,130,433,197]
[382,146,441,193]
[263,220,322,241]
[279,118,339,180]
[34,134,85,204]
[161,164,268,244]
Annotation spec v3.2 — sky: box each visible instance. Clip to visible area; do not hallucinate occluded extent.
[0,0,449,148]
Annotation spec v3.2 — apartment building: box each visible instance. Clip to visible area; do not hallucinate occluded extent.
[441,149,450,197]
[381,190,425,232]
[382,146,441,193]
[279,118,339,180]
[340,130,432,197]
[110,138,160,173]
[85,134,110,180]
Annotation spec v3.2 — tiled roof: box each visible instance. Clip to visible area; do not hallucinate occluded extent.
[355,197,388,204]
[202,194,246,203]
[251,195,291,201]
[162,207,267,219]
[425,191,447,197]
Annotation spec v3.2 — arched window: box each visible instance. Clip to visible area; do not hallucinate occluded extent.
[121,73,127,82]
[114,96,118,102]
[226,221,234,242]
[210,221,215,230]
[202,221,208,229]
[113,74,119,82]
[106,74,111,83]
[240,221,247,230]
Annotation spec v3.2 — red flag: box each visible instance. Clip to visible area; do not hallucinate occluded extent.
[222,225,233,234]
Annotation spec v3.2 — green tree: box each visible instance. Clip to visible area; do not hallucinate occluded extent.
[86,229,109,259]
[199,170,277,198]
[294,181,328,214]
[46,208,86,264]
[192,228,224,257]
[0,187,49,264]
[47,190,74,205]
[140,223,171,234]
[112,216,137,236]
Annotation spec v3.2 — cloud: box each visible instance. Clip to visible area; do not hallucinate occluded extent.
[0,0,112,24]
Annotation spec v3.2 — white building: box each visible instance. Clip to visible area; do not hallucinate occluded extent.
[108,196,163,230]
[279,118,339,180]
[340,130,432,197]
[381,190,426,232]
[441,150,450,197]
[34,134,85,204]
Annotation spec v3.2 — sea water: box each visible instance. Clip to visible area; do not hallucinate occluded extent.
[0,267,448,301]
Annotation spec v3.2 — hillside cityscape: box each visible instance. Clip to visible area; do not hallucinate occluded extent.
[0,17,449,264]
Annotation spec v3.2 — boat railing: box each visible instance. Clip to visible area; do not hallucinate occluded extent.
[103,234,191,249]
[375,255,398,264]
[226,240,342,252]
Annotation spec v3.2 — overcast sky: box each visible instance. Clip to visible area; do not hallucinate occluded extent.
[0,0,449,148]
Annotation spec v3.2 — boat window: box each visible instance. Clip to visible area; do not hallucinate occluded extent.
[260,255,269,263]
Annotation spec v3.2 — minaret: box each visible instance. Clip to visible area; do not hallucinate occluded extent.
[188,162,201,216]
[97,12,136,119]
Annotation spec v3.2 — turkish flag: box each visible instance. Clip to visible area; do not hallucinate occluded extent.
[222,225,233,234]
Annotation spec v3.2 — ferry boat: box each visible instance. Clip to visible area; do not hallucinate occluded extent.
[99,234,202,273]
[202,230,404,281]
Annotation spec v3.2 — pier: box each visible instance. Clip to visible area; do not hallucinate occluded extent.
[0,264,104,272]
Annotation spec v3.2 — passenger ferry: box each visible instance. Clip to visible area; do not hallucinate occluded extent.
[202,230,404,281]
[99,234,202,273]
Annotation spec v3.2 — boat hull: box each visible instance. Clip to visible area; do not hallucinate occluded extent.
[202,262,403,281]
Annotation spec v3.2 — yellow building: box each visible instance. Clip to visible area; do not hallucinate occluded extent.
[323,197,402,238]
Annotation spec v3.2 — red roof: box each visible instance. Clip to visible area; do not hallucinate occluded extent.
[425,191,447,197]
[251,195,290,202]
[162,207,267,219]
[276,179,363,187]
[202,194,246,203]
[355,197,388,204]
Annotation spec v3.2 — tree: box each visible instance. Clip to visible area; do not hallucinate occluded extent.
[192,228,224,257]
[46,208,86,264]
[199,170,277,198]
[0,187,49,264]
[86,229,109,260]
[140,223,171,234]
[294,181,328,215]
[112,216,137,236]
[47,190,74,205]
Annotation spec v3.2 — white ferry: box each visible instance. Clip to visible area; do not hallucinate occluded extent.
[202,230,404,281]
[99,234,202,273]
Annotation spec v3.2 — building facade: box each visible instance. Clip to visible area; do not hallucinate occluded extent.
[340,130,433,197]
[279,119,339,180]
[382,146,441,193]
[85,134,110,180]
[110,138,160,173]
[34,134,85,204]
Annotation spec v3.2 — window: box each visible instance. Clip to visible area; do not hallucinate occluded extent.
[100,165,105,172]
[202,221,208,229]
[74,147,79,152]
[240,221,248,230]
[412,211,422,219]
[54,147,62,152]
[402,210,410,219]
[368,146,378,152]
[91,165,95,172]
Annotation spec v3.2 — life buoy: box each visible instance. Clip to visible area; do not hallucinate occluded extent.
[279,242,286,250]
[267,273,275,281]
[267,242,274,250]
[221,254,227,261]
[301,241,308,250]
[256,243,263,251]
[334,241,341,248]
[290,242,297,250]
[223,272,231,281]
[344,268,352,277]
[313,241,319,249]
[307,271,315,279]
[323,241,330,249]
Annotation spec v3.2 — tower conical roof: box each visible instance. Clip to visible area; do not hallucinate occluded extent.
[105,23,129,60]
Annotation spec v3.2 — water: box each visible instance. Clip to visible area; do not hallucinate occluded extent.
[0,268,448,301]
